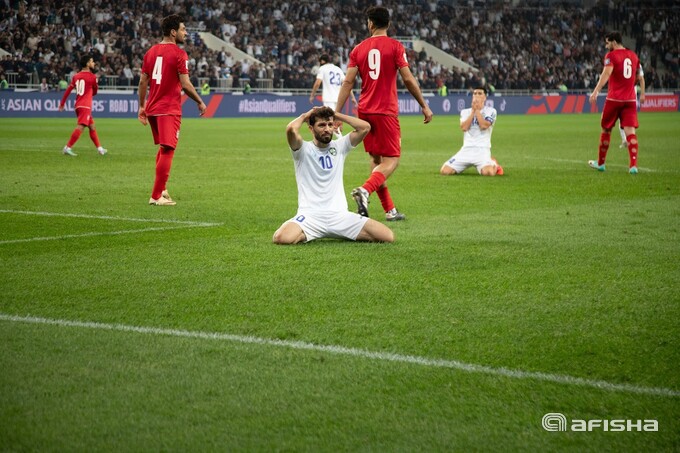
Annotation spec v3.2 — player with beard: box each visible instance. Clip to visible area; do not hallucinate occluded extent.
[138,14,207,206]
[273,106,394,244]
[588,31,645,174]
[336,6,433,221]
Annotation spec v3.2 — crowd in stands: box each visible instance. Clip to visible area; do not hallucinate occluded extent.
[0,0,677,93]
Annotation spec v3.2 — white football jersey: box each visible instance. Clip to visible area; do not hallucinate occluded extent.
[292,134,353,212]
[460,105,497,148]
[316,63,345,104]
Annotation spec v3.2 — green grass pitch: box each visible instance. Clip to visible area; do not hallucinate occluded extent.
[0,112,678,450]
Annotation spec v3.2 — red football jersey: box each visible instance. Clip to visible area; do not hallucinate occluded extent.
[348,36,409,116]
[603,48,641,102]
[141,43,190,116]
[60,71,98,110]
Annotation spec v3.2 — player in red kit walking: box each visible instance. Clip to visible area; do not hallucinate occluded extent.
[588,31,645,174]
[336,6,433,221]
[58,55,107,157]
[138,14,207,206]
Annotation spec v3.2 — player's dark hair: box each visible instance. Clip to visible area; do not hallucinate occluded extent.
[474,86,487,95]
[605,31,622,44]
[162,14,184,37]
[79,54,92,68]
[319,54,330,64]
[366,6,390,29]
[309,106,335,126]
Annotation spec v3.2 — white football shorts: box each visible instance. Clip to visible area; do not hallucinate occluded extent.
[286,210,369,242]
[443,146,495,174]
[323,101,337,111]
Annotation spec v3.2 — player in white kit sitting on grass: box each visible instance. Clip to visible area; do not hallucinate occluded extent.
[440,87,503,176]
[273,107,394,244]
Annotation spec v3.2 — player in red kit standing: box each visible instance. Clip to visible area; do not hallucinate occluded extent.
[588,31,645,174]
[138,14,207,206]
[336,6,433,221]
[58,55,107,157]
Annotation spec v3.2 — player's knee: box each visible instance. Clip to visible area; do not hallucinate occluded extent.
[272,229,289,245]
[273,227,303,245]
[440,165,455,175]
[480,166,496,176]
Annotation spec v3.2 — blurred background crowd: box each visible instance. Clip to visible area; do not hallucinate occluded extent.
[0,0,677,93]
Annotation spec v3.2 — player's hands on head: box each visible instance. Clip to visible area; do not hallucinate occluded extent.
[302,107,318,123]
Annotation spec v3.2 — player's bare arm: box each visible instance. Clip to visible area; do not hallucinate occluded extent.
[286,109,314,150]
[638,72,646,103]
[137,72,149,125]
[590,66,613,104]
[460,108,476,131]
[336,67,358,113]
[399,66,433,123]
[333,111,370,147]
[179,74,207,116]
[309,79,322,103]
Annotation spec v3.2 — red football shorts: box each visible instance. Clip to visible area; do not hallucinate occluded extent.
[75,108,94,126]
[601,100,638,130]
[359,112,401,157]
[148,115,182,150]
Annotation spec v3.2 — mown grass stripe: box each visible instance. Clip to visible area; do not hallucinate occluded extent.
[1,313,677,398]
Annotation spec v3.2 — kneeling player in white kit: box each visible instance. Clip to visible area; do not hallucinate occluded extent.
[440,87,503,176]
[273,107,394,244]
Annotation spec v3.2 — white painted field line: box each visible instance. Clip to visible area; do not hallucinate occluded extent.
[0,209,222,244]
[0,313,677,398]
[0,209,221,226]
[0,225,211,245]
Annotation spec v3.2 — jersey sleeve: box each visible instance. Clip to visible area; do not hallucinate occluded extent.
[348,48,358,69]
[141,52,151,76]
[603,52,613,67]
[178,49,189,75]
[339,133,353,154]
[91,74,98,96]
[484,108,497,124]
[395,41,409,69]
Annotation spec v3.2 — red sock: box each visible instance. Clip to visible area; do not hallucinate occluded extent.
[598,132,611,166]
[626,134,638,168]
[89,129,101,147]
[376,185,394,213]
[151,147,174,200]
[362,171,386,195]
[67,129,82,147]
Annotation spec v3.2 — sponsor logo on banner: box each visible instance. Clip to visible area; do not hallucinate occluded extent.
[641,94,679,112]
